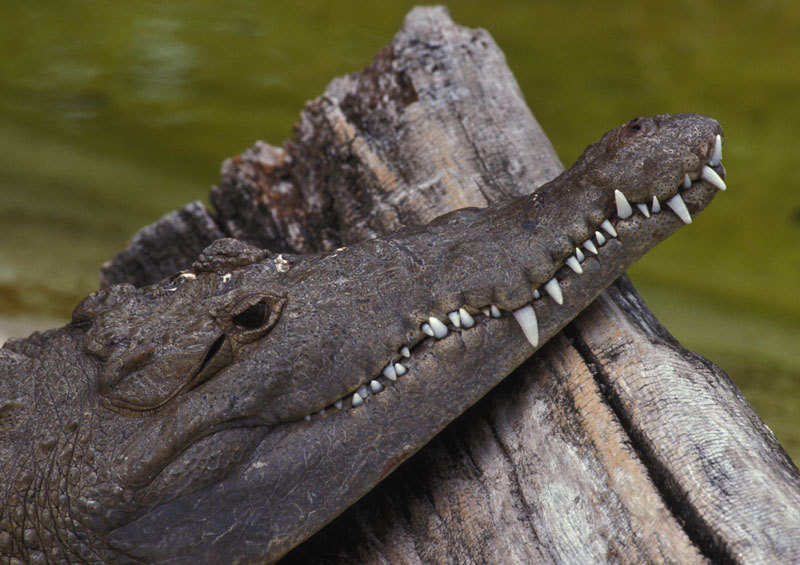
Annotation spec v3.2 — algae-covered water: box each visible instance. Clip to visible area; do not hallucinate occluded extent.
[1,1,798,462]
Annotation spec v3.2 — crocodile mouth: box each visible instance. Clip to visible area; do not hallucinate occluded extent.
[300,134,726,421]
[125,132,725,498]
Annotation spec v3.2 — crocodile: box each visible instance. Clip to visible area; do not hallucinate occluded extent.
[0,114,726,563]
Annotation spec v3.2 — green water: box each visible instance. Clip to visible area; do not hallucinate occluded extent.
[1,1,798,462]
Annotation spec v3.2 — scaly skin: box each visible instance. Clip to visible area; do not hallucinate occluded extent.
[0,114,726,563]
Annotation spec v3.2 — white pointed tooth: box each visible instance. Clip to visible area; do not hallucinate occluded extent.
[710,134,723,166]
[318,408,325,416]
[544,277,563,305]
[400,346,411,358]
[448,311,461,327]
[458,307,475,328]
[566,256,583,274]
[394,362,407,376]
[357,384,369,398]
[382,364,397,381]
[595,230,607,246]
[370,380,384,394]
[351,392,364,407]
[583,239,598,255]
[304,414,311,421]
[575,247,585,262]
[636,203,650,218]
[701,165,726,191]
[334,399,343,410]
[651,196,661,213]
[428,316,448,338]
[600,219,617,237]
[490,305,502,318]
[614,189,633,219]
[481,308,490,317]
[683,174,692,189]
[533,288,541,299]
[667,193,692,224]
[513,305,539,348]
[421,323,434,337]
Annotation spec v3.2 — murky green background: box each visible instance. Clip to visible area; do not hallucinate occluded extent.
[1,1,798,462]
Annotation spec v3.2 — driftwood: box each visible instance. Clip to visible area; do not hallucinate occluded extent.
[101,7,800,563]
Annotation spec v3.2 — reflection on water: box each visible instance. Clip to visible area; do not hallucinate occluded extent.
[0,1,798,461]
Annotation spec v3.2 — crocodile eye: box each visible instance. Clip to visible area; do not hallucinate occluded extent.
[224,292,286,342]
[233,301,269,329]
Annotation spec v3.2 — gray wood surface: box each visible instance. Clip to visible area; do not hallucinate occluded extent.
[102,7,800,563]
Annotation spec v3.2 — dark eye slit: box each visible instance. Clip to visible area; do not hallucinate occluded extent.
[233,302,268,329]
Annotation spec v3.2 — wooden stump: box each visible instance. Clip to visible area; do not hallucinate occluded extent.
[101,7,800,563]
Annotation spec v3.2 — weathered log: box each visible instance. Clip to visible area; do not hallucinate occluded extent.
[102,6,800,563]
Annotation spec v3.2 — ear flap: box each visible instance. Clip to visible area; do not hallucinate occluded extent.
[192,238,271,273]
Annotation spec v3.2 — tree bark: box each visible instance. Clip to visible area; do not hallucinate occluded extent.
[101,7,800,563]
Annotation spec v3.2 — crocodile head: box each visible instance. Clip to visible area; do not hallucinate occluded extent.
[0,114,725,562]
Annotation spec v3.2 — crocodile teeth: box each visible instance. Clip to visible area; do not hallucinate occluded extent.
[458,307,475,328]
[614,190,633,219]
[428,317,448,338]
[544,277,563,305]
[448,310,461,327]
[513,305,539,347]
[600,219,617,237]
[383,364,397,381]
[324,165,709,417]
[710,134,723,166]
[701,165,726,191]
[651,196,661,214]
[566,256,583,274]
[667,193,692,224]
[304,414,311,421]
[595,230,606,246]
[533,288,541,299]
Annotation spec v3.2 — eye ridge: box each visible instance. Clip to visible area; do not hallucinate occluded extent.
[232,302,269,329]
